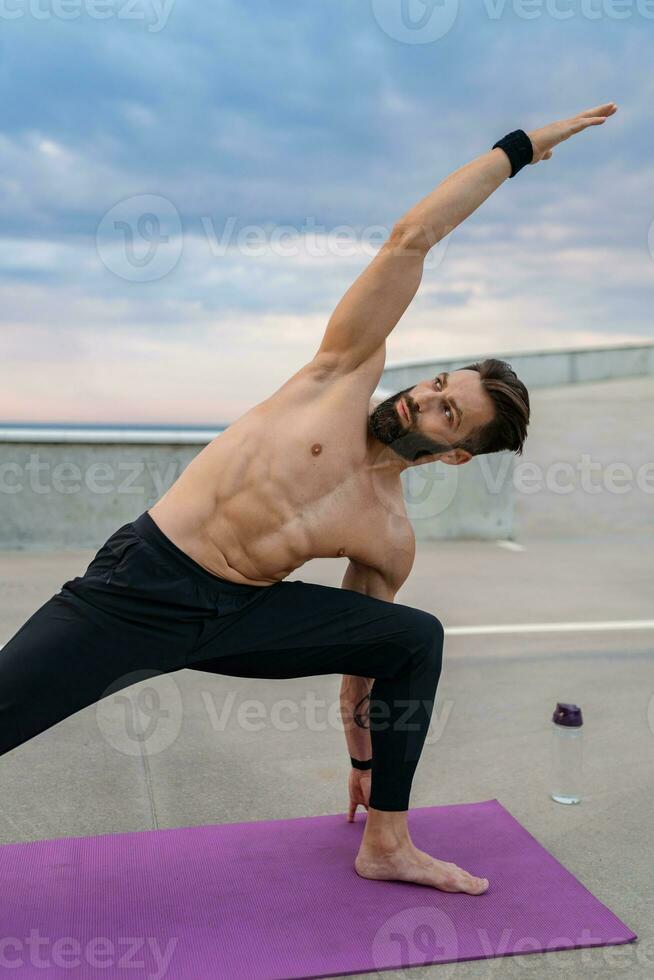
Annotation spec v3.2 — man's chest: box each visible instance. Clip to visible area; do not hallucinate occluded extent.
[258,427,413,566]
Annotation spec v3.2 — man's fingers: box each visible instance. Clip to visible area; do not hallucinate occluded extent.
[576,102,617,119]
[556,115,609,144]
[529,103,615,161]
[570,116,610,135]
[559,103,616,138]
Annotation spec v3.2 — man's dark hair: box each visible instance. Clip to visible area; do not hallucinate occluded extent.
[455,358,530,457]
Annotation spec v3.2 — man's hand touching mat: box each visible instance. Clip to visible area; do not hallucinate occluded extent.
[347,768,371,822]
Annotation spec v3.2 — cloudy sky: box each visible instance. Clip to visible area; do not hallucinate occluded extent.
[1,0,652,425]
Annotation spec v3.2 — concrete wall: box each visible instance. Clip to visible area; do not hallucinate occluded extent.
[400,452,514,541]
[0,440,204,550]
[380,341,654,394]
[0,437,515,549]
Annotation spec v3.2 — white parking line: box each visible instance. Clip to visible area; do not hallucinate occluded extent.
[445,620,654,636]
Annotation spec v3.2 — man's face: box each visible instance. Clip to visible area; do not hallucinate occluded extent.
[368,369,496,463]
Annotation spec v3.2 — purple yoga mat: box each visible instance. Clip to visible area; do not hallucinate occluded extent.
[0,799,636,979]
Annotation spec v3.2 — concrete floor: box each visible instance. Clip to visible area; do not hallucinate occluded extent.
[1,530,652,979]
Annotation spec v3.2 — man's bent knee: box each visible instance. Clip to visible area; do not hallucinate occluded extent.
[410,609,444,650]
[413,612,444,676]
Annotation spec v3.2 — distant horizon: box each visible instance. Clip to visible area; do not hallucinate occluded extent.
[3,331,653,429]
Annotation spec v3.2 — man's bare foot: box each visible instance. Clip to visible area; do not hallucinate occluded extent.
[355,841,489,894]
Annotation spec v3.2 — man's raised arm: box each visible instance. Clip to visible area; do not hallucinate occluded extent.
[316,103,617,375]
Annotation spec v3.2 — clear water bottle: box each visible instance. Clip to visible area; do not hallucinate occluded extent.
[550,702,583,804]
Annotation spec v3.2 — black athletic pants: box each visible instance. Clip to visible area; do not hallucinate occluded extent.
[0,511,444,811]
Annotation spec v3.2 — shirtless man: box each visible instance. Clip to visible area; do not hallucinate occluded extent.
[1,103,616,896]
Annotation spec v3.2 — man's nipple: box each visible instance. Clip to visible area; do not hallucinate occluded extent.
[311,443,323,456]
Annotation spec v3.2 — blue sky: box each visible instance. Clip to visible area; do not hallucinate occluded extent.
[1,0,652,424]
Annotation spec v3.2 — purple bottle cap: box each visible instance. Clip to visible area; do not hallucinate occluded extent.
[552,702,583,727]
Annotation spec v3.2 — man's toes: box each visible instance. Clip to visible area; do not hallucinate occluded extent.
[461,869,488,894]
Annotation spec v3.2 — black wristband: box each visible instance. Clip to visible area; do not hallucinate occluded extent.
[492,129,533,178]
[350,756,372,771]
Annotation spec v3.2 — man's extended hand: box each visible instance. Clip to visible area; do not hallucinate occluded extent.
[347,768,371,822]
[527,102,617,165]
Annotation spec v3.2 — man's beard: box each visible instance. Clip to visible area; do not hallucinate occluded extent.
[367,387,454,462]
